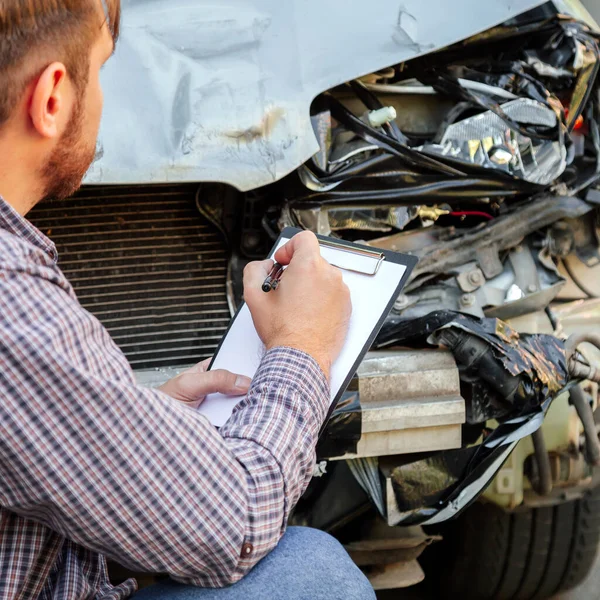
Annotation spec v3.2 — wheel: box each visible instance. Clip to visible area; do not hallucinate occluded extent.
[422,486,600,600]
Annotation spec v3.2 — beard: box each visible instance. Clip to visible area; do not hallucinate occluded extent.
[40,94,97,203]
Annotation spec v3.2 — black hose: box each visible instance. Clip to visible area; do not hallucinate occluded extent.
[531,429,553,496]
[292,178,523,206]
[544,306,559,330]
[307,154,402,184]
[562,259,599,299]
[570,385,600,466]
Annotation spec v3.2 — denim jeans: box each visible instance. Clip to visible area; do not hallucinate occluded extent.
[134,527,375,600]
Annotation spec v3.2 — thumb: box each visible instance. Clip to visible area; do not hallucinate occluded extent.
[193,369,252,397]
[274,230,320,266]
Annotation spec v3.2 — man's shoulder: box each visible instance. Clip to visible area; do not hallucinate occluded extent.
[0,227,55,268]
[0,228,72,297]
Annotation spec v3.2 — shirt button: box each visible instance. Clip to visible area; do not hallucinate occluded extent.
[241,542,253,558]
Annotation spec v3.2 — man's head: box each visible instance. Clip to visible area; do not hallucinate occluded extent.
[0,0,120,213]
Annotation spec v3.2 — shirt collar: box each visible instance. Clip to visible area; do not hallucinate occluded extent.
[0,196,57,262]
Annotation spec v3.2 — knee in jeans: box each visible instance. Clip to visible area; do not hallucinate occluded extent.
[284,528,375,599]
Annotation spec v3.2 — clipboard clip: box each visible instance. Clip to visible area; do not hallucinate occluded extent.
[319,238,385,276]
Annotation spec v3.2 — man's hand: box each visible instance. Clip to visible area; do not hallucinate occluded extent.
[159,358,252,408]
[243,231,352,378]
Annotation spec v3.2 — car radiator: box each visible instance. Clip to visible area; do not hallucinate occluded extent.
[28,184,230,370]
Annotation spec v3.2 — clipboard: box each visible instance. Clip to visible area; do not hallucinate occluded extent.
[199,227,418,427]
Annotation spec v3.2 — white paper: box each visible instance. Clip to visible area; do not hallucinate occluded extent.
[199,237,407,426]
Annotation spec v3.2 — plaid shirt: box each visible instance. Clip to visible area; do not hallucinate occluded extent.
[0,196,330,599]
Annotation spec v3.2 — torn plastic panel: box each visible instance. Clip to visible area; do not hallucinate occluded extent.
[419,70,564,142]
[348,310,570,525]
[413,15,600,139]
[377,310,568,410]
[430,316,568,411]
[348,426,530,525]
[462,380,513,424]
[541,20,600,132]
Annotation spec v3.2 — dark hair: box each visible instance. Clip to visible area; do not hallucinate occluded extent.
[0,0,120,125]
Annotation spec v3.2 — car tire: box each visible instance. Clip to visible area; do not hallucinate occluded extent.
[423,486,600,600]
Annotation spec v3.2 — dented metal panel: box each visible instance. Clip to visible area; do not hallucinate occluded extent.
[87,0,545,191]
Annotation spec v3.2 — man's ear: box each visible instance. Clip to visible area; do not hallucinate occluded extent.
[29,62,69,139]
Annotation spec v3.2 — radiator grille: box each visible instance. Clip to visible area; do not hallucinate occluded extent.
[28,185,230,369]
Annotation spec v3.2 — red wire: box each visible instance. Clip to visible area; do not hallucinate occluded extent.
[450,211,494,220]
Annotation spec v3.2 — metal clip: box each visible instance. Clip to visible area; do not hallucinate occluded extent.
[319,238,385,275]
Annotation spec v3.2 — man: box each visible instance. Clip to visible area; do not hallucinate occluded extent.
[0,1,375,599]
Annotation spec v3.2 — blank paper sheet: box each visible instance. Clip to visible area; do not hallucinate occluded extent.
[199,236,407,426]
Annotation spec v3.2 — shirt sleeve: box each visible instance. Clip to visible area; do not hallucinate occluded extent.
[0,270,330,587]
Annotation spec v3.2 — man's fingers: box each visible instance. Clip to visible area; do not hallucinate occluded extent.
[158,366,251,405]
[243,259,274,292]
[195,369,251,397]
[274,230,320,266]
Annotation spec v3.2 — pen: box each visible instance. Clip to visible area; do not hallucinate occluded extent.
[262,262,284,292]
[271,275,282,290]
[271,263,284,290]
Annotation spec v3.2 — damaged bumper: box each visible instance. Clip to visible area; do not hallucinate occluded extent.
[320,310,591,525]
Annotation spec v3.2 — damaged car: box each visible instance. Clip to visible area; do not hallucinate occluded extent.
[30,0,600,597]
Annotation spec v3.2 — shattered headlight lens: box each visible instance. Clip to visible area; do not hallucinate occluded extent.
[420,98,566,185]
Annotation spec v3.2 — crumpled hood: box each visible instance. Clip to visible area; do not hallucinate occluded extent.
[87,0,545,191]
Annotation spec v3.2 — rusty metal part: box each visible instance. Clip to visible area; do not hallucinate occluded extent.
[570,385,600,466]
[569,360,600,383]
[344,522,437,590]
[345,534,439,566]
[548,453,593,488]
[523,452,596,507]
[531,429,553,496]
[406,194,592,291]
[457,267,485,292]
[566,333,600,383]
[364,561,425,591]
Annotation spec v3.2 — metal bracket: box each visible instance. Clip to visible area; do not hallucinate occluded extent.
[476,244,503,279]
